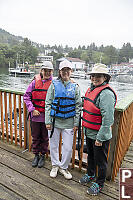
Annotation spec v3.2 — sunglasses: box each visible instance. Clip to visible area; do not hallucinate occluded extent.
[91,74,104,78]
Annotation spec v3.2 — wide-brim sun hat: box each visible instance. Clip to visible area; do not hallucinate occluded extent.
[41,61,53,70]
[59,60,72,70]
[89,63,111,78]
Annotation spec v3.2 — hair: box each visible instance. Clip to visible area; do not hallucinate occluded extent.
[57,70,61,79]
[104,74,111,83]
[40,72,43,79]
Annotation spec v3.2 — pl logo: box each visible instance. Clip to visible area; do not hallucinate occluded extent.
[119,168,133,199]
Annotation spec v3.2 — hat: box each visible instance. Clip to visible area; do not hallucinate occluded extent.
[41,61,53,70]
[59,60,72,70]
[89,63,111,77]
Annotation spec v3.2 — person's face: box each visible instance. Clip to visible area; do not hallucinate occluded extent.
[41,68,53,80]
[90,74,107,86]
[60,67,72,81]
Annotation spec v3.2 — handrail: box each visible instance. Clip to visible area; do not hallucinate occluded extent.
[115,93,133,111]
[0,88,133,180]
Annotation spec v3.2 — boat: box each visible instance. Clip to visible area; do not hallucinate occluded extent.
[9,66,35,77]
[71,71,87,79]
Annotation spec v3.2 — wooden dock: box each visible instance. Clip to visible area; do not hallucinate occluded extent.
[0,88,133,200]
[0,140,119,200]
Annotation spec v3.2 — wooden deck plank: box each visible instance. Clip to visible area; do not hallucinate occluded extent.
[0,147,114,200]
[0,163,70,200]
[0,141,119,200]
[0,184,26,200]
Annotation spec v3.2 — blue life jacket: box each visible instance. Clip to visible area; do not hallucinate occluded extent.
[50,79,76,119]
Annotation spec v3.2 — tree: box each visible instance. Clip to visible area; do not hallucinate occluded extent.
[80,51,89,64]
[119,43,133,63]
[103,45,118,65]
[68,49,82,58]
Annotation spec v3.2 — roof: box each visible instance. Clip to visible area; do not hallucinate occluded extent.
[57,57,85,63]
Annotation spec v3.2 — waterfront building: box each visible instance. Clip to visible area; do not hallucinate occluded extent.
[56,57,85,71]
[35,54,53,68]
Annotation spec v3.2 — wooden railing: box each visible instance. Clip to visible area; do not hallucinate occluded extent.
[106,93,133,180]
[0,87,133,180]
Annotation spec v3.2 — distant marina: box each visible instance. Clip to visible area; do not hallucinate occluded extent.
[0,67,133,102]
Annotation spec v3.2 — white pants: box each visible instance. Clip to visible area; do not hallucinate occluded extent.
[48,128,74,169]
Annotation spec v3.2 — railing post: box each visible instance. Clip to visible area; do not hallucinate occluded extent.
[72,130,77,168]
[0,91,4,140]
[106,110,121,180]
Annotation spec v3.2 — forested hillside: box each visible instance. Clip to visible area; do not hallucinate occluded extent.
[1,28,133,69]
[0,28,23,46]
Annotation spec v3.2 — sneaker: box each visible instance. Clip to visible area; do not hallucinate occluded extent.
[79,174,95,185]
[50,166,59,178]
[87,182,103,196]
[59,168,72,180]
[32,154,39,167]
[38,155,45,168]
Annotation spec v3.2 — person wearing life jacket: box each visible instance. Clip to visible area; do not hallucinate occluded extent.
[23,61,53,168]
[45,60,81,180]
[79,63,117,196]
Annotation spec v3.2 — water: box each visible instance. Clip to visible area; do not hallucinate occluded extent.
[0,68,133,102]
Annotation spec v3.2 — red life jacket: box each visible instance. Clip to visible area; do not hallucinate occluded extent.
[82,84,117,130]
[32,74,52,112]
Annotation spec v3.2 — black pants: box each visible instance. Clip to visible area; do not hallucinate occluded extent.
[86,137,110,187]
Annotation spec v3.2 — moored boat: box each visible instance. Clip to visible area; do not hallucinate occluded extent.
[9,66,35,77]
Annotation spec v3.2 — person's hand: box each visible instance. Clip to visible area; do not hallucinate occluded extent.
[46,124,52,130]
[73,126,78,132]
[95,140,102,146]
[33,110,40,116]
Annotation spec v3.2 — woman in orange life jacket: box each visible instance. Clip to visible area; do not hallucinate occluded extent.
[23,61,53,168]
[79,63,117,196]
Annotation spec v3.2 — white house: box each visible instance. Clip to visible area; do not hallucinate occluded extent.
[35,54,53,67]
[56,57,85,71]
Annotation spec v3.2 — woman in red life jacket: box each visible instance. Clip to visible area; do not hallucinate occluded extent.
[79,63,117,196]
[23,61,53,168]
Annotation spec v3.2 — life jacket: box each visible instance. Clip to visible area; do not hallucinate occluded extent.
[32,74,52,112]
[50,79,76,119]
[82,84,117,130]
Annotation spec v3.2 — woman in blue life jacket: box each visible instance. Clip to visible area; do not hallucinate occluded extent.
[45,60,81,180]
[79,63,117,196]
[23,61,53,168]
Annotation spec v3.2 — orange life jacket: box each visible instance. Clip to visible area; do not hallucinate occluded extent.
[82,84,117,130]
[32,74,52,112]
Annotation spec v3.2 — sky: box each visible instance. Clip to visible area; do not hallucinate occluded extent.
[0,0,133,48]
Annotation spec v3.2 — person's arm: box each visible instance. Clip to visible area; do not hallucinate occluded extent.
[23,80,35,113]
[96,89,116,144]
[45,82,55,129]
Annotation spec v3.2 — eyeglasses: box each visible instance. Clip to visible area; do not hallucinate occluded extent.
[91,74,104,78]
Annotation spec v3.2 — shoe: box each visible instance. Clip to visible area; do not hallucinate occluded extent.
[38,155,45,168]
[59,168,72,180]
[50,166,59,178]
[87,182,103,196]
[32,155,39,167]
[79,174,95,185]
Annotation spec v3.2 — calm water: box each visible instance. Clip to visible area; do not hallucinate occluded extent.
[0,68,133,102]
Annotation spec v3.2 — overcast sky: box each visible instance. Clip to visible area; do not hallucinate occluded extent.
[0,0,133,48]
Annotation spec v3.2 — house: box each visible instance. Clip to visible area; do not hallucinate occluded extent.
[35,54,53,67]
[56,57,85,71]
